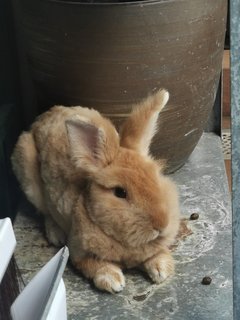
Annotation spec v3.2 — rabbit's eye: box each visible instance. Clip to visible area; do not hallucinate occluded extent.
[114,187,127,199]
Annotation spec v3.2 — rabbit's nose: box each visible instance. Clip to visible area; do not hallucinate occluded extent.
[151,212,169,231]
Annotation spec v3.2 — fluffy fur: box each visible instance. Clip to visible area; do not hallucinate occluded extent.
[11,89,180,293]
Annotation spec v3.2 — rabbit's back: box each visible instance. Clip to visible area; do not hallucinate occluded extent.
[13,105,118,231]
[31,105,104,180]
[29,106,101,228]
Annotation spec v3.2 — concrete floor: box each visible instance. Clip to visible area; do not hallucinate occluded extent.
[13,133,232,320]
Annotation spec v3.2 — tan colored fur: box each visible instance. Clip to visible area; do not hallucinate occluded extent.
[12,89,180,293]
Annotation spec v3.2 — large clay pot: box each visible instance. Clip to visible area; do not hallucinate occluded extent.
[12,0,227,172]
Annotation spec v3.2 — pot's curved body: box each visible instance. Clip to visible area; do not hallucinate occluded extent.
[13,0,227,172]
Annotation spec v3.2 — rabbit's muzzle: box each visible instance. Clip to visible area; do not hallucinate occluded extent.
[150,210,169,232]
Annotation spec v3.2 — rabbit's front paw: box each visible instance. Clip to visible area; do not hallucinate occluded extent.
[94,265,125,293]
[144,251,174,284]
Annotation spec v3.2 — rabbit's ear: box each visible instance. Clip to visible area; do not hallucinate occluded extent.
[120,89,169,156]
[66,117,117,172]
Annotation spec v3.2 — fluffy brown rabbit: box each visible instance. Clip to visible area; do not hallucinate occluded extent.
[11,89,180,293]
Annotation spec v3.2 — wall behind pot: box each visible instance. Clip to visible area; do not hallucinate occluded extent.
[12,0,227,172]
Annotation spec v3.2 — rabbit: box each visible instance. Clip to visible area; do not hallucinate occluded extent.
[11,89,180,293]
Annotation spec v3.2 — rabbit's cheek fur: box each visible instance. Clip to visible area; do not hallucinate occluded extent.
[85,194,162,247]
[159,213,180,247]
[85,178,177,247]
[89,182,166,246]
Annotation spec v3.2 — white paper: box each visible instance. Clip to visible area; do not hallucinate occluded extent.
[0,217,16,282]
[11,246,69,320]
[46,279,67,320]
